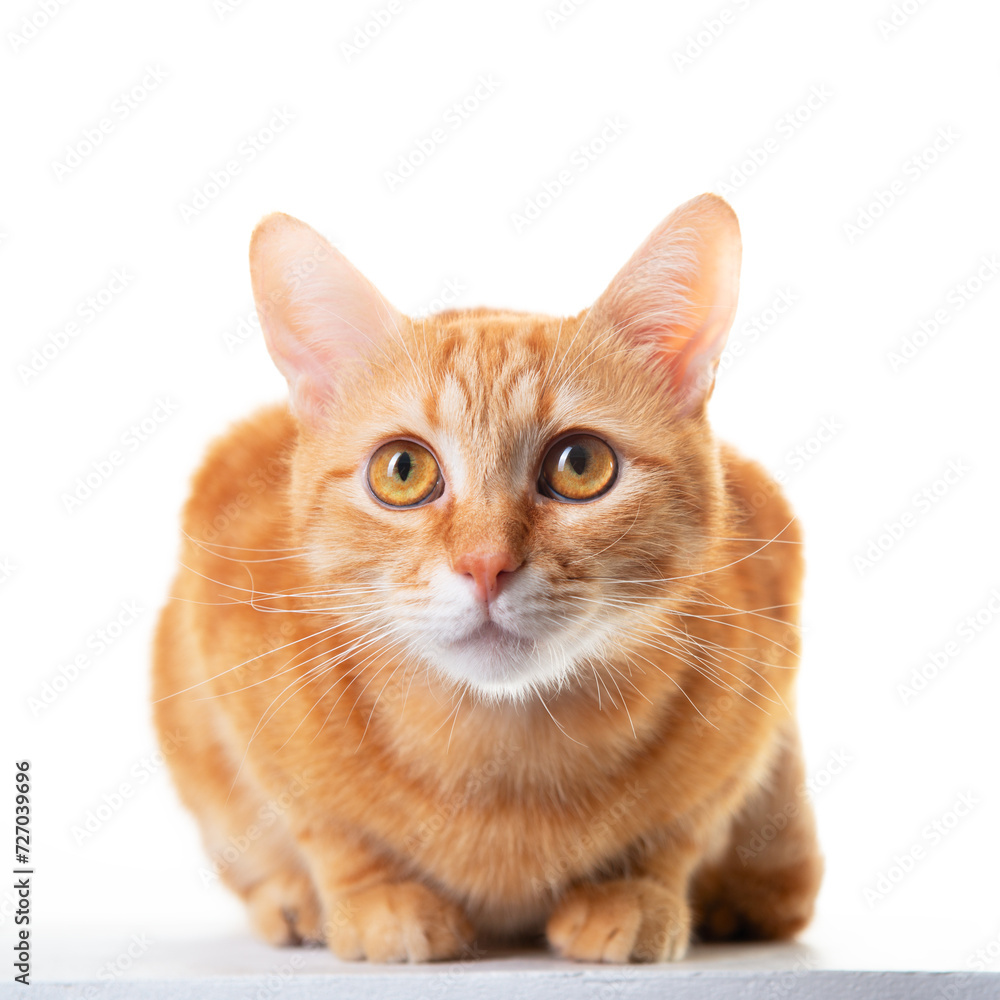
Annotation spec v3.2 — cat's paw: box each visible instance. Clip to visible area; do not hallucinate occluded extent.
[547,878,691,963]
[246,870,324,946]
[324,881,474,962]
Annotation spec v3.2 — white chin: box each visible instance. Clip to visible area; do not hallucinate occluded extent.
[430,622,570,700]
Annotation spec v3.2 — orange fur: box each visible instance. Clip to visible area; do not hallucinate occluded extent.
[152,195,822,963]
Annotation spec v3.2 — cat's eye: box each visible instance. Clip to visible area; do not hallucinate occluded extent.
[367,441,442,508]
[540,434,617,502]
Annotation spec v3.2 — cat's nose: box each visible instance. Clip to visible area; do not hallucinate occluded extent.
[454,551,520,605]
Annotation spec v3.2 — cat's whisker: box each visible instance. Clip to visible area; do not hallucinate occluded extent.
[153,622,344,702]
[622,647,718,731]
[540,316,565,387]
[179,531,310,553]
[249,621,404,740]
[564,501,642,565]
[628,629,780,712]
[563,591,800,665]
[532,684,589,747]
[194,611,392,702]
[445,686,466,754]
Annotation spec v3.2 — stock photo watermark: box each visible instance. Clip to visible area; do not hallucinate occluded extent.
[60,397,180,513]
[384,75,500,192]
[672,0,756,72]
[178,107,296,223]
[714,85,833,198]
[876,0,935,39]
[51,66,169,180]
[854,459,970,574]
[718,287,797,377]
[896,587,1000,706]
[71,730,188,845]
[737,749,853,865]
[29,601,144,716]
[510,116,628,233]
[341,0,413,63]
[887,254,998,372]
[17,267,134,385]
[8,0,72,52]
[843,126,959,244]
[198,767,319,887]
[863,790,979,908]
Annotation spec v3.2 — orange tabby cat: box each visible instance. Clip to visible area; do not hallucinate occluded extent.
[153,193,822,963]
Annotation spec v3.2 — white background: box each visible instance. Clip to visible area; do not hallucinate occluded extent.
[2,0,999,974]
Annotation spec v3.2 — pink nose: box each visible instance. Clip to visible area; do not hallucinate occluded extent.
[453,551,520,605]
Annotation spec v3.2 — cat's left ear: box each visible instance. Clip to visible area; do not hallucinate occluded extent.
[249,213,406,424]
[590,193,741,417]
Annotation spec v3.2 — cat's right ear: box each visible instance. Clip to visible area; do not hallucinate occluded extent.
[249,213,406,424]
[589,193,741,418]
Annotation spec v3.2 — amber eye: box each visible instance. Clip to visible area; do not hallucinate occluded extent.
[540,434,617,502]
[367,441,441,507]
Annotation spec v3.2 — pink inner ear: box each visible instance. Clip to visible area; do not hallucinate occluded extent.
[249,213,406,424]
[591,194,742,416]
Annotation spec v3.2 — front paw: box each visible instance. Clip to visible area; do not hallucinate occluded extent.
[323,881,474,962]
[547,878,691,962]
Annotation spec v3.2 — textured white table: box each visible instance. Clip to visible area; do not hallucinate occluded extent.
[13,915,1000,999]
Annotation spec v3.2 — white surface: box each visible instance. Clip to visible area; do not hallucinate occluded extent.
[2,0,1000,978]
[13,917,1000,999]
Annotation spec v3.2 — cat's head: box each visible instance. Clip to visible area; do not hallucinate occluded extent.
[250,195,741,701]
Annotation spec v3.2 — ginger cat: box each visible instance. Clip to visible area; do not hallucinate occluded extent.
[153,194,822,963]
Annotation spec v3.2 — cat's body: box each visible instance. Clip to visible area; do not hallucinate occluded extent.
[153,197,822,962]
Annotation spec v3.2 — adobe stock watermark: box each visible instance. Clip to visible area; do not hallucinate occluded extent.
[221,303,261,353]
[341,0,413,64]
[51,66,169,180]
[404,741,519,853]
[178,107,295,223]
[530,779,647,894]
[8,0,72,54]
[60,397,180,513]
[886,254,998,372]
[672,0,756,73]
[877,0,934,40]
[247,954,307,1000]
[896,587,1000,706]
[28,601,144,717]
[422,942,490,998]
[731,416,842,520]
[197,453,289,542]
[544,0,590,29]
[75,934,152,999]
[510,116,627,234]
[935,926,1000,1000]
[213,0,250,19]
[17,268,134,385]
[384,75,500,192]
[843,126,959,244]
[222,237,336,352]
[410,277,468,319]
[71,730,187,845]
[714,85,833,198]
[0,557,16,588]
[863,790,979,908]
[853,458,970,575]
[737,748,853,865]
[717,287,797,377]
[198,767,319,887]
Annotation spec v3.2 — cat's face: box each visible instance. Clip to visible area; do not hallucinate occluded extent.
[251,196,741,699]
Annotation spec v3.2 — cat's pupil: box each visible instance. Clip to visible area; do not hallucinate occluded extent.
[396,452,412,481]
[568,446,587,476]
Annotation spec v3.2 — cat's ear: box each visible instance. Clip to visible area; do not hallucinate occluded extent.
[590,193,741,417]
[249,213,406,424]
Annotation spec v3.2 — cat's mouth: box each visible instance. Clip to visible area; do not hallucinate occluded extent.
[450,620,534,655]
